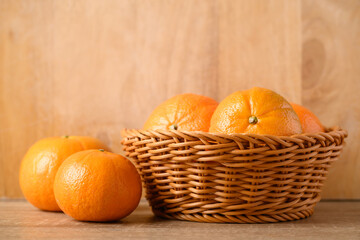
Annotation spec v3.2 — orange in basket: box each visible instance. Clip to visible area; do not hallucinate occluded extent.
[144,93,218,132]
[210,87,302,136]
[291,103,325,133]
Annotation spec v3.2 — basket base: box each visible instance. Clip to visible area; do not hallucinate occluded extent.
[152,208,314,223]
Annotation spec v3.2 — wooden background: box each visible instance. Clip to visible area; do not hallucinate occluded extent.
[0,0,359,199]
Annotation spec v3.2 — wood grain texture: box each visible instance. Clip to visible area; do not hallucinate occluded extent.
[0,0,359,199]
[1,200,360,240]
[302,0,360,199]
[129,0,218,127]
[218,0,302,102]
[0,0,55,198]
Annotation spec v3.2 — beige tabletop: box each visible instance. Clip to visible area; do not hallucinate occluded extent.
[0,199,359,240]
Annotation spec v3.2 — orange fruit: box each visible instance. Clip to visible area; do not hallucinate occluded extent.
[291,103,325,133]
[209,87,302,136]
[144,93,218,131]
[19,136,110,211]
[54,149,142,222]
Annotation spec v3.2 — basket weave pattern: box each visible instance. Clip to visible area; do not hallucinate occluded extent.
[122,128,347,223]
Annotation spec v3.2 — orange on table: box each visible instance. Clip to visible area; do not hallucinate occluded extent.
[291,103,325,133]
[209,87,302,136]
[144,93,218,132]
[19,136,110,212]
[54,149,142,222]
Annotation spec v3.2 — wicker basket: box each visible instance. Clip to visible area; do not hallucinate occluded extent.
[121,127,347,223]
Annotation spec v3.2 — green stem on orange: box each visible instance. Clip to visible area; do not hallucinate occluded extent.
[169,124,178,130]
[248,116,258,124]
[99,149,105,152]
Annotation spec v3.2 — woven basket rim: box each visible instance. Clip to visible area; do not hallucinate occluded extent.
[121,126,347,142]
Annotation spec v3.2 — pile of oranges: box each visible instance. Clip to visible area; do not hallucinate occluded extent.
[19,87,324,222]
[19,136,142,222]
[144,87,324,135]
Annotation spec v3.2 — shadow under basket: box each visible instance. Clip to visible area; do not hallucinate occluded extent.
[121,127,347,223]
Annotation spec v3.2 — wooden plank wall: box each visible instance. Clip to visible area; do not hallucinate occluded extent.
[0,0,359,199]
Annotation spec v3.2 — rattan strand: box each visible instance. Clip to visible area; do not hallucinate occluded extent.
[121,127,347,223]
